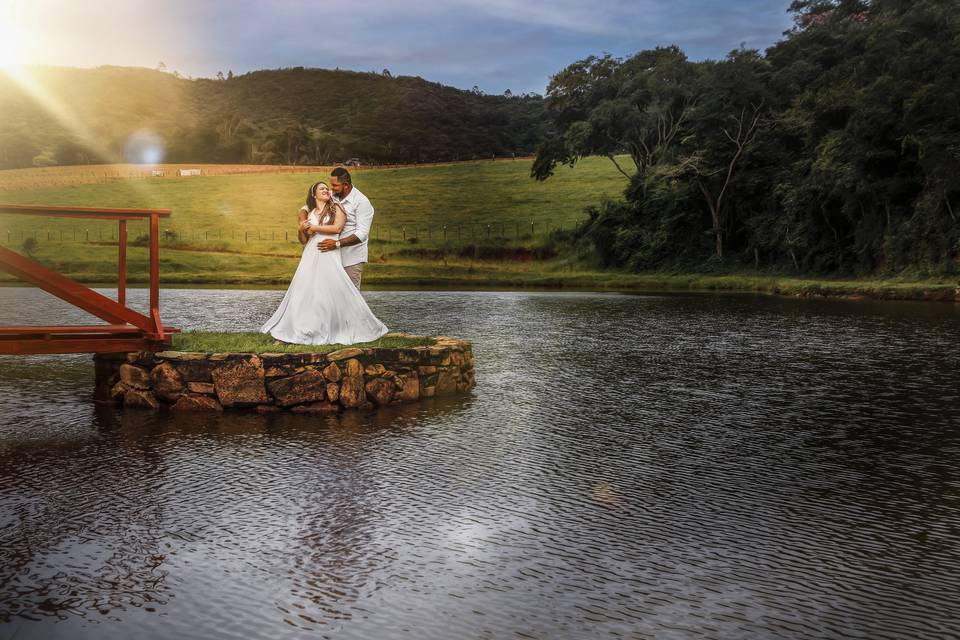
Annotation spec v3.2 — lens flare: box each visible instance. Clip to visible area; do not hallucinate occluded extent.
[124,130,165,165]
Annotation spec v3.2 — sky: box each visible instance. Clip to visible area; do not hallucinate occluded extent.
[0,0,796,94]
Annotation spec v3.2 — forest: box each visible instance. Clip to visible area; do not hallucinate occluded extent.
[0,65,547,168]
[534,0,960,276]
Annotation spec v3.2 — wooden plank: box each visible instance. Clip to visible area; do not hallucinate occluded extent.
[150,213,160,315]
[0,325,144,335]
[151,308,165,341]
[118,220,127,306]
[0,325,179,336]
[0,204,171,218]
[0,336,168,355]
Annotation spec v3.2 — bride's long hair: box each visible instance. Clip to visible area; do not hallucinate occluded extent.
[305,181,336,224]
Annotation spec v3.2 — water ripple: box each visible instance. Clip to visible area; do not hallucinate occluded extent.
[1,289,959,639]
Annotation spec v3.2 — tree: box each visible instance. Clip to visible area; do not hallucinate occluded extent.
[539,0,960,275]
[54,138,91,165]
[675,50,772,260]
[0,130,40,169]
[531,47,699,183]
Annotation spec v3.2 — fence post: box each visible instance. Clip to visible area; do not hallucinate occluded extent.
[402,226,406,241]
[486,224,491,239]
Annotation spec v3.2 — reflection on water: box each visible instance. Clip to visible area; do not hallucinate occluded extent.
[1,288,960,639]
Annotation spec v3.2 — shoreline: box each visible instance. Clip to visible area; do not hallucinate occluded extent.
[2,273,958,302]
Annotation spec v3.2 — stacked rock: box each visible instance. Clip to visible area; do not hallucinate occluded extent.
[94,336,475,412]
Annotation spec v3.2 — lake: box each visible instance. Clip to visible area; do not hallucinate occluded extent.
[1,288,959,639]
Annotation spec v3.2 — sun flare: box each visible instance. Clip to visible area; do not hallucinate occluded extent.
[2,64,123,166]
[0,11,25,69]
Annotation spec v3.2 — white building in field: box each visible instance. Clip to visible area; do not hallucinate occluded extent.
[177,169,201,177]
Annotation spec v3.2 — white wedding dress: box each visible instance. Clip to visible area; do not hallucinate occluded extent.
[261,209,388,345]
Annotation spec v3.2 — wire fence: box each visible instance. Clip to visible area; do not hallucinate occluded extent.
[0,156,535,192]
[2,219,587,247]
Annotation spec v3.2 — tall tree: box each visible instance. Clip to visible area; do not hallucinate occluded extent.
[532,47,699,183]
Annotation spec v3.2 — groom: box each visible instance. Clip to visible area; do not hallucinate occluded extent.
[317,167,374,289]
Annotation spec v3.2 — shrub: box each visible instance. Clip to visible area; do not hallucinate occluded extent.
[21,237,38,257]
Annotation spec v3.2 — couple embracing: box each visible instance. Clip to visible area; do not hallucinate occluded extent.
[260,167,388,345]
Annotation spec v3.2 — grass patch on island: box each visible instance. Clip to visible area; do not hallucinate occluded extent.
[169,331,435,354]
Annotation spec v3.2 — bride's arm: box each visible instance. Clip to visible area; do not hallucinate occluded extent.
[297,207,310,245]
[308,204,346,235]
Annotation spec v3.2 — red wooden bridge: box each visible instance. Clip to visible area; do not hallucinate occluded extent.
[0,204,177,355]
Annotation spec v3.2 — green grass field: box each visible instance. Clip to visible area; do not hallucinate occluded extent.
[0,157,623,242]
[1,157,957,300]
[0,156,632,285]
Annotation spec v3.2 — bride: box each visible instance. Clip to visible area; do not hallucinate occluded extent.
[261,181,388,345]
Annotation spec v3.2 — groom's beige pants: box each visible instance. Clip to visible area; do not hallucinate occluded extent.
[344,263,364,289]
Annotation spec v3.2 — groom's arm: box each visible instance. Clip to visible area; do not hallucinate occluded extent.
[319,199,374,252]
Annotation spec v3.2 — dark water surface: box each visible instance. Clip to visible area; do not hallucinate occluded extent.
[1,288,959,639]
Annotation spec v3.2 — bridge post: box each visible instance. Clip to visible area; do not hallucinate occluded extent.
[118,220,127,306]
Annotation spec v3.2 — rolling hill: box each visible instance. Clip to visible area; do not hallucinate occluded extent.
[0,65,548,169]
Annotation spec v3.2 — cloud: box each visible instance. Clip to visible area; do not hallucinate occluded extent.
[7,0,795,93]
[444,0,637,36]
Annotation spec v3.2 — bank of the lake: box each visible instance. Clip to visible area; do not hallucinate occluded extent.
[1,261,957,302]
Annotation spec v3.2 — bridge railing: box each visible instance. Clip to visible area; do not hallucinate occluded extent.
[0,204,176,355]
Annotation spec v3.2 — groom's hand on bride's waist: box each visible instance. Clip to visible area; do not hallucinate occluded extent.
[319,234,359,252]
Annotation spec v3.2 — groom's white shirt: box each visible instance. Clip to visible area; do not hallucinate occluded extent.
[336,186,374,267]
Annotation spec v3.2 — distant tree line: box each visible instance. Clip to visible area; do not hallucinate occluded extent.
[534,0,960,276]
[0,66,548,169]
